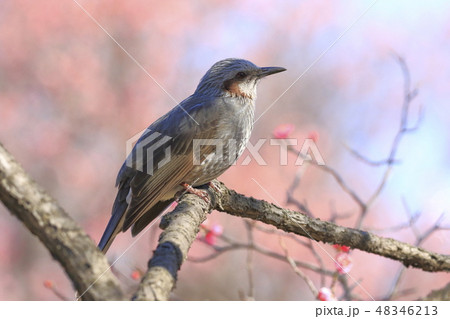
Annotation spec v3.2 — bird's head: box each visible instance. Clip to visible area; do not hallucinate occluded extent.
[195,58,286,100]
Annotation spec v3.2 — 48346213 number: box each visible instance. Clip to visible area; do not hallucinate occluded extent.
[375,305,438,316]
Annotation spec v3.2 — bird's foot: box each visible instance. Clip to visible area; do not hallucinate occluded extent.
[208,181,220,192]
[180,182,210,204]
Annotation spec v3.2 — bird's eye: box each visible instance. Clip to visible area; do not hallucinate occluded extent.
[236,72,247,79]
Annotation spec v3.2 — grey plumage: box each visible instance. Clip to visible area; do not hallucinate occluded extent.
[98,58,286,253]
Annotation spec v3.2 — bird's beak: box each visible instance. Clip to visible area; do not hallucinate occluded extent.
[258,66,286,78]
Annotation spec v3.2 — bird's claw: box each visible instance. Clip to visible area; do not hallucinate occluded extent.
[180,182,210,204]
[208,181,220,192]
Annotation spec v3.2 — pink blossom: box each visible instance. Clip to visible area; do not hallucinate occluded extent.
[317,287,336,301]
[335,252,353,274]
[332,244,350,252]
[307,131,319,143]
[43,280,53,289]
[131,270,141,281]
[273,123,295,139]
[199,221,224,245]
[210,224,223,236]
[204,231,216,245]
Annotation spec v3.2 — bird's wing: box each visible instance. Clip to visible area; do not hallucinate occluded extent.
[123,100,221,231]
[98,96,219,252]
[130,199,173,236]
[122,154,192,230]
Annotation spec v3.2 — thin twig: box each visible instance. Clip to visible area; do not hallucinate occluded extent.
[190,235,339,278]
[357,55,422,228]
[245,220,256,300]
[279,237,319,297]
[384,212,447,300]
[253,223,327,286]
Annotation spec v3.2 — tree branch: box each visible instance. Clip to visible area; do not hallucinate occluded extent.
[132,193,210,300]
[0,143,123,301]
[421,281,450,301]
[1,141,448,301]
[134,180,449,300]
[210,181,450,272]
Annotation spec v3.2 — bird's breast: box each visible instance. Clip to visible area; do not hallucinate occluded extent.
[217,97,254,155]
[186,97,255,186]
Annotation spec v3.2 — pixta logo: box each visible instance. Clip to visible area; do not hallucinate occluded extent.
[125,130,325,176]
[125,129,172,175]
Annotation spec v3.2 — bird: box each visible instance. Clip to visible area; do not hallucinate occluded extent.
[98,58,286,253]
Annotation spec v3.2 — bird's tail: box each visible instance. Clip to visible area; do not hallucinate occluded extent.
[98,193,128,253]
[97,212,123,253]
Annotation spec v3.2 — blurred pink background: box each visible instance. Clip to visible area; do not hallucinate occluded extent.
[0,0,449,300]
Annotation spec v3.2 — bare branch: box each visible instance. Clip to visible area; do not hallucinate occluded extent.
[343,144,401,167]
[384,212,449,300]
[244,220,256,300]
[132,193,209,300]
[354,56,422,228]
[2,139,447,301]
[421,281,450,301]
[0,143,123,301]
[211,181,450,272]
[287,145,366,211]
[279,237,318,297]
[189,234,338,278]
